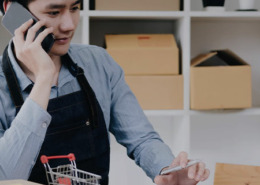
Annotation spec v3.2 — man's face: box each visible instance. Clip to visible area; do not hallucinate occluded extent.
[28,0,80,56]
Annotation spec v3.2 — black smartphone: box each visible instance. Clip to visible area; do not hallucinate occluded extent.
[1,2,54,53]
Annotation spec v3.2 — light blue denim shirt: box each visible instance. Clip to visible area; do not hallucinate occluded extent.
[0,42,174,181]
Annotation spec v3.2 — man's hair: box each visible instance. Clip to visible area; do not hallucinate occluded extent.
[0,0,34,14]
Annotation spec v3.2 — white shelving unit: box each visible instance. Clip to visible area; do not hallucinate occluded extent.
[1,0,260,184]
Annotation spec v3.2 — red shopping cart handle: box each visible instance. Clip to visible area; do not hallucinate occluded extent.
[40,153,76,164]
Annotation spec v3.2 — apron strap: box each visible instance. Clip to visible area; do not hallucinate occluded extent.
[62,54,99,128]
[2,45,24,111]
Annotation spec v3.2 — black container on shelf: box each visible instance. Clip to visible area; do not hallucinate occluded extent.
[202,0,225,7]
[89,0,95,10]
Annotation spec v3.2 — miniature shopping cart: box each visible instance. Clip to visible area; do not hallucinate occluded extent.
[41,153,101,185]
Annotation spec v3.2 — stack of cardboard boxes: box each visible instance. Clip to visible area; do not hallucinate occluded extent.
[106,34,183,110]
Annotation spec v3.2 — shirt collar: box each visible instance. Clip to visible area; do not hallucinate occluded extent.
[7,40,33,92]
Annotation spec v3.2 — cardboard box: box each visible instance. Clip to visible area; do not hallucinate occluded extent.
[214,163,260,185]
[190,50,252,110]
[95,0,180,11]
[125,75,183,110]
[106,34,179,75]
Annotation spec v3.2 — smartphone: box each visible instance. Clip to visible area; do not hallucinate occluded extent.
[160,159,201,175]
[1,2,54,53]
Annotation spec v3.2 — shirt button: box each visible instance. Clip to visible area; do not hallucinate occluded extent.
[42,122,47,128]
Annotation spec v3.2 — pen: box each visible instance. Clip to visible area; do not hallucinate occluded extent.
[160,159,201,175]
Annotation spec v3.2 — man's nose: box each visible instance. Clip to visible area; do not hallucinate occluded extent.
[60,13,76,32]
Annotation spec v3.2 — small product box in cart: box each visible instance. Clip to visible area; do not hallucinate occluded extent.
[41,153,101,185]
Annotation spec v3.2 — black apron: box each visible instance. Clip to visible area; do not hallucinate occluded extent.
[2,46,110,185]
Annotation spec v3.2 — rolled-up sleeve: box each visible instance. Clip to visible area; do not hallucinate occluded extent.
[0,97,51,180]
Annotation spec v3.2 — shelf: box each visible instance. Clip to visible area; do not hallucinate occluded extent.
[88,10,185,20]
[144,110,186,117]
[87,10,260,21]
[144,108,260,117]
[190,11,260,21]
[190,107,260,116]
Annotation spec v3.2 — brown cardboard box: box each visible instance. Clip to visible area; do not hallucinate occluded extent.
[106,34,179,75]
[125,75,183,110]
[190,50,252,110]
[214,163,260,185]
[95,0,180,11]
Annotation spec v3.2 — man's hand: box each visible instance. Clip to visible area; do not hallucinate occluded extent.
[13,18,55,110]
[154,152,210,185]
[13,18,55,82]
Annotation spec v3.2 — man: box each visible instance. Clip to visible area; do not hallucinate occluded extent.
[0,0,210,184]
